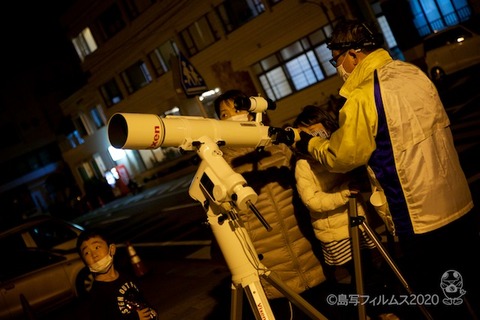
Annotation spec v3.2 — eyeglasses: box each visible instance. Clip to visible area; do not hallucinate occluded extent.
[329,49,348,68]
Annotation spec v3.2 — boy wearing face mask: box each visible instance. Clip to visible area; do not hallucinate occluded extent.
[76,229,158,320]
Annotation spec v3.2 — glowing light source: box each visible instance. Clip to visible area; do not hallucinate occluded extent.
[108,146,126,161]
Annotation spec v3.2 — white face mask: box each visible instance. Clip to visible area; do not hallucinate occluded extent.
[336,63,350,82]
[89,252,113,273]
[227,113,250,121]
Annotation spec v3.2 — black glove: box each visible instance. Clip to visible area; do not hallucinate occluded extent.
[269,127,296,146]
[348,167,371,193]
[295,131,313,154]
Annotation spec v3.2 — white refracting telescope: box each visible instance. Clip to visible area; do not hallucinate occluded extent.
[107,96,326,320]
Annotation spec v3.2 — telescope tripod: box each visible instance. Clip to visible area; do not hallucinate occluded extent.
[206,203,327,320]
[188,136,327,320]
[348,194,434,320]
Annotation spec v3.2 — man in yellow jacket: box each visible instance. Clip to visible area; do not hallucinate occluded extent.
[295,20,479,319]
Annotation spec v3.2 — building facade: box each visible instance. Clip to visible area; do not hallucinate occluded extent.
[2,0,476,223]
[59,0,355,200]
[54,0,479,213]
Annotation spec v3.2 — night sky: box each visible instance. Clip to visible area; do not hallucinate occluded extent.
[0,1,85,141]
[3,1,79,76]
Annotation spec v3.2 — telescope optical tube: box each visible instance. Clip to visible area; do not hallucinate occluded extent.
[108,113,274,151]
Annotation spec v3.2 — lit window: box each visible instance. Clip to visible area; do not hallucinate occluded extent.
[67,130,85,148]
[100,78,123,107]
[109,146,126,161]
[105,170,116,186]
[72,28,98,61]
[253,24,334,100]
[90,106,106,129]
[409,0,472,36]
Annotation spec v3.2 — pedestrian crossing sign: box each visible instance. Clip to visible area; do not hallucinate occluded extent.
[178,52,208,97]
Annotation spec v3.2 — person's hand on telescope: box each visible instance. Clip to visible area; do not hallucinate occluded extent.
[295,131,315,154]
[270,127,296,146]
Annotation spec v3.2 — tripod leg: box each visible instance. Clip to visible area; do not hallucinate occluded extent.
[348,196,368,320]
[360,220,434,320]
[231,281,277,320]
[360,221,410,293]
[205,206,276,320]
[243,279,276,319]
[230,283,243,320]
[262,272,328,320]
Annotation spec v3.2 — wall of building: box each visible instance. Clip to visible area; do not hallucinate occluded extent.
[58,0,359,195]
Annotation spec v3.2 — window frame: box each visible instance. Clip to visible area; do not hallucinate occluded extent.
[120,60,153,94]
[253,24,336,101]
[97,3,127,40]
[178,12,220,56]
[147,40,179,77]
[71,27,98,62]
[214,0,265,34]
[99,78,124,107]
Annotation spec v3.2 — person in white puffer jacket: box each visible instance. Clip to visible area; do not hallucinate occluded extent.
[293,104,400,320]
[293,105,375,272]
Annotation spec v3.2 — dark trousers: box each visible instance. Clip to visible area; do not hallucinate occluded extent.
[397,211,480,320]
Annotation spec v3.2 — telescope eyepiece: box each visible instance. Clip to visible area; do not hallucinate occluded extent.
[234,96,276,113]
[233,96,251,111]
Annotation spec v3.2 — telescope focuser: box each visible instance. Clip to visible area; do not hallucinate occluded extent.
[268,127,298,146]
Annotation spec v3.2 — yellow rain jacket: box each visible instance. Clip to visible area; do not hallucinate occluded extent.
[308,49,473,236]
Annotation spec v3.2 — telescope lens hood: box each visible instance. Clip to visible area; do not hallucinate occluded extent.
[108,114,129,148]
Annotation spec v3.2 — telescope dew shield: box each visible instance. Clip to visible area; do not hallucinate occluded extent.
[108,113,273,151]
[108,113,165,149]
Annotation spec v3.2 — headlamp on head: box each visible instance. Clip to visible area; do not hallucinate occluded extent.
[327,36,382,51]
[327,22,384,51]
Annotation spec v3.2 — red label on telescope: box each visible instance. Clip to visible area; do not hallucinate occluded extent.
[150,125,161,148]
